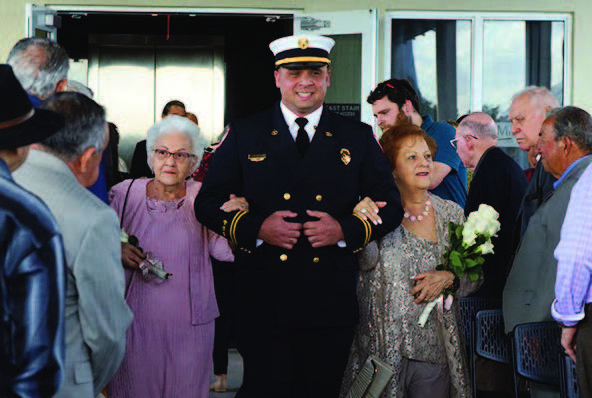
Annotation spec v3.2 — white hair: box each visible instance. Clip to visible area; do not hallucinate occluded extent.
[511,86,559,111]
[146,115,207,175]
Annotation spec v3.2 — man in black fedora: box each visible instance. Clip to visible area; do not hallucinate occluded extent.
[195,35,403,397]
[0,64,67,397]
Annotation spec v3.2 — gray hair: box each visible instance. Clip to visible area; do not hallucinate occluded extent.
[40,92,107,161]
[146,115,207,175]
[547,106,592,152]
[512,86,559,111]
[7,38,69,100]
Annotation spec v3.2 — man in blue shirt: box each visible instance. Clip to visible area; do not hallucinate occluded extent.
[368,79,468,206]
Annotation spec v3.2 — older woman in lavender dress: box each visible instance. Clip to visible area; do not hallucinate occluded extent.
[108,115,233,397]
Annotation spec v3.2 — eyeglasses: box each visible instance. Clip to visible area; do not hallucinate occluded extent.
[153,148,196,162]
[450,134,478,149]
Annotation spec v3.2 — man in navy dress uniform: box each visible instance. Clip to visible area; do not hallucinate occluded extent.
[195,35,403,398]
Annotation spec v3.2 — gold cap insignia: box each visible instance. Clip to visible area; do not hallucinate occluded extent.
[271,129,278,136]
[340,148,351,165]
[298,37,309,49]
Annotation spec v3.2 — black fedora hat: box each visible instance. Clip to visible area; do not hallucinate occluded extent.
[0,64,64,149]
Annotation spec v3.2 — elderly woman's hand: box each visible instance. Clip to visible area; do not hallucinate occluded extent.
[220,194,249,213]
[411,270,454,304]
[121,242,146,269]
[353,197,386,225]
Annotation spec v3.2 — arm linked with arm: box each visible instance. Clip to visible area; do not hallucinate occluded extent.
[339,127,404,252]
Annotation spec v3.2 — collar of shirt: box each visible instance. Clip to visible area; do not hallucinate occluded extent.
[553,154,592,189]
[280,101,323,141]
[27,93,43,108]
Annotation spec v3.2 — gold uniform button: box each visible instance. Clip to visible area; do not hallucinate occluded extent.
[284,193,291,200]
[315,195,322,202]
[313,257,320,263]
[280,254,288,262]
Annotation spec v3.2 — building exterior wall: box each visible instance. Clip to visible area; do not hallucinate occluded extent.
[1,0,590,108]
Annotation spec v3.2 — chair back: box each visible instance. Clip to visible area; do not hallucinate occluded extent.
[475,309,511,364]
[511,321,561,386]
[559,354,578,398]
[458,297,502,349]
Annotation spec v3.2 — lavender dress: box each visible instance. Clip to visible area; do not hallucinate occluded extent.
[108,179,233,397]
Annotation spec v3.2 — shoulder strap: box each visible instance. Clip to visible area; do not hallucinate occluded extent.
[120,178,136,229]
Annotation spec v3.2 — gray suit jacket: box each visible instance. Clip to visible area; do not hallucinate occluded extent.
[503,156,592,333]
[14,149,133,397]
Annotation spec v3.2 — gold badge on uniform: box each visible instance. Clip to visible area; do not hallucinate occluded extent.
[248,154,267,162]
[298,37,309,49]
[340,148,351,165]
[271,129,278,136]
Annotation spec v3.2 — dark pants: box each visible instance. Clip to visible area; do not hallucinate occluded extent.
[400,358,450,398]
[211,258,236,375]
[235,325,355,398]
[576,304,592,398]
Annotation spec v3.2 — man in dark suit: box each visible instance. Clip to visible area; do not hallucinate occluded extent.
[454,112,527,298]
[504,106,592,398]
[195,35,403,398]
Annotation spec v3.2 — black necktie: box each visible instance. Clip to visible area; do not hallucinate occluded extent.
[295,117,309,157]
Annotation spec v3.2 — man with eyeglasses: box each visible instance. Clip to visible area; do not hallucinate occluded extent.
[368,78,468,207]
[455,112,527,298]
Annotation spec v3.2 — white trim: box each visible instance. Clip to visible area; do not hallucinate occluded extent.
[47,5,298,15]
[472,16,483,112]
[383,10,573,112]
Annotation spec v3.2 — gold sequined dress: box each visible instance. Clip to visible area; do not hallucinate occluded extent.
[341,194,476,398]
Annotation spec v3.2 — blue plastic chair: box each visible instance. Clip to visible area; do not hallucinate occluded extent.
[559,354,578,398]
[474,309,512,396]
[458,297,502,396]
[511,322,562,398]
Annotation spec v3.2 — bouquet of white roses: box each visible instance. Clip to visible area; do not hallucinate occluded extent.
[418,204,500,327]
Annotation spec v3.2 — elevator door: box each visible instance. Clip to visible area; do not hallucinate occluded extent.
[88,40,225,166]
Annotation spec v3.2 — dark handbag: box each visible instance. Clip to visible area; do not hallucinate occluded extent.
[346,356,395,398]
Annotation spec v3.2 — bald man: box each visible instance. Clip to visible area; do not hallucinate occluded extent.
[454,112,527,298]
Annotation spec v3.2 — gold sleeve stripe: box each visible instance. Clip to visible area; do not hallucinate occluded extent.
[353,214,372,246]
[229,210,247,246]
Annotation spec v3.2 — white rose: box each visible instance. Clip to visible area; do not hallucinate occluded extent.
[479,240,495,254]
[486,219,501,237]
[462,227,477,246]
[477,204,499,222]
[473,218,490,235]
[463,215,478,234]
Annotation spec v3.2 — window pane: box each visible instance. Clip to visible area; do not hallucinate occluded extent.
[391,19,471,122]
[483,21,525,123]
[483,20,565,154]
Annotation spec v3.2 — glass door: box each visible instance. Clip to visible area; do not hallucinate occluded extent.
[294,10,378,126]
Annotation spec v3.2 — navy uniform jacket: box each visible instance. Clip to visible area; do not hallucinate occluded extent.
[195,103,403,330]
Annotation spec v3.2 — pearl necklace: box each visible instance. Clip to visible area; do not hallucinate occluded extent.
[403,199,432,222]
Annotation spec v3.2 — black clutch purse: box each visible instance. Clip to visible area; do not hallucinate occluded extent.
[346,356,394,398]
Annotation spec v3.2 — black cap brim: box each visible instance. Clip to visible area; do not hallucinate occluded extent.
[0,108,64,150]
[278,62,328,71]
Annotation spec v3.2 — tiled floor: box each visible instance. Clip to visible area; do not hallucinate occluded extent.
[209,349,243,398]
